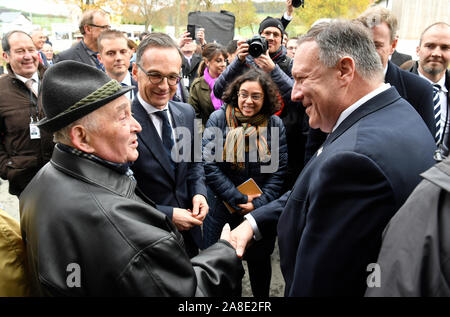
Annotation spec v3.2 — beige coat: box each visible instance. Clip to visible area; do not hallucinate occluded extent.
[0,209,30,296]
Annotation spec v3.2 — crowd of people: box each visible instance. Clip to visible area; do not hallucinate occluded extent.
[0,0,449,297]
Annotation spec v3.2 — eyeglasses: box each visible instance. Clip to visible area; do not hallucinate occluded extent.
[238,91,263,101]
[89,24,111,30]
[137,64,181,86]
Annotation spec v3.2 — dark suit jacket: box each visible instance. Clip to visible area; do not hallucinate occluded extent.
[385,60,435,136]
[38,51,49,68]
[131,98,207,250]
[305,61,436,163]
[181,54,202,89]
[408,61,450,131]
[390,50,412,67]
[53,40,97,68]
[251,87,436,296]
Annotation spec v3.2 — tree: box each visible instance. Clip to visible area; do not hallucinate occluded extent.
[199,0,215,10]
[222,0,258,35]
[293,0,374,29]
[121,0,167,31]
[58,0,111,12]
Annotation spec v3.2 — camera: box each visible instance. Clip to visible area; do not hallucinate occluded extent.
[246,35,268,58]
[292,0,305,8]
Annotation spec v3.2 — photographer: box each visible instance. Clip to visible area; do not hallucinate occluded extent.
[213,17,307,189]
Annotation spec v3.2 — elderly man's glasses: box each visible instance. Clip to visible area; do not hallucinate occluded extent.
[238,91,263,101]
[137,64,181,86]
[89,24,111,30]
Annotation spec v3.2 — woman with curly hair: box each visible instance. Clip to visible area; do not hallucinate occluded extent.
[202,69,288,296]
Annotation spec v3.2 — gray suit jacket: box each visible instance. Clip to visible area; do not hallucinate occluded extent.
[53,40,97,68]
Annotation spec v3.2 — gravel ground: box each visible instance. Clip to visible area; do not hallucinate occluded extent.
[0,179,284,297]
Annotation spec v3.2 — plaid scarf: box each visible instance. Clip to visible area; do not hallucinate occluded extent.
[57,143,135,179]
[223,105,270,169]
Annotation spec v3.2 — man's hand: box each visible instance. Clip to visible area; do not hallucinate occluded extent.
[172,208,202,231]
[236,40,249,62]
[237,193,261,215]
[192,194,208,221]
[254,50,276,73]
[219,223,232,244]
[178,31,193,49]
[286,0,294,16]
[230,220,254,258]
[197,28,206,46]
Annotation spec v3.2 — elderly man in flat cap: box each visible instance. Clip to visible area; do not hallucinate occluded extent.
[19,60,243,296]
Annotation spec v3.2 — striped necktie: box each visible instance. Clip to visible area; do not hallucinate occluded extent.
[434,84,442,143]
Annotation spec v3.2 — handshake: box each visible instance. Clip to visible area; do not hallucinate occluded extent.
[220,220,254,258]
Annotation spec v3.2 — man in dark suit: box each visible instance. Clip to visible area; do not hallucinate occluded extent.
[357,6,435,137]
[391,49,412,67]
[54,9,110,71]
[180,39,202,90]
[305,8,436,164]
[229,20,436,296]
[97,30,137,101]
[408,22,450,153]
[131,33,208,258]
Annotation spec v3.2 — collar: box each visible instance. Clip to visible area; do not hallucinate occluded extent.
[383,63,388,76]
[332,83,391,132]
[51,144,136,197]
[137,92,170,115]
[121,71,132,86]
[417,69,448,92]
[269,45,285,61]
[14,72,39,85]
[57,143,134,176]
[80,39,98,56]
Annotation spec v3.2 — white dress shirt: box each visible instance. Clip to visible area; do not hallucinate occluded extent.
[137,92,176,141]
[15,72,39,95]
[120,72,134,101]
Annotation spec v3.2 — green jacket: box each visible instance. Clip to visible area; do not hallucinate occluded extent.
[188,76,216,130]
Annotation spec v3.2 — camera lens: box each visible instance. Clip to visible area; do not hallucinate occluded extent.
[249,42,264,58]
[292,0,303,8]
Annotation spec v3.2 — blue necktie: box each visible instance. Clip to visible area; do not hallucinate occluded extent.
[433,84,442,143]
[154,110,175,170]
[121,83,133,100]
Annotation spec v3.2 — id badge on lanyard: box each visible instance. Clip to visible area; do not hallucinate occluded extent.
[29,117,41,139]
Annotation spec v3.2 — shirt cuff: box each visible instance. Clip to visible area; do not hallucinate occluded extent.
[244,214,262,241]
[283,12,293,21]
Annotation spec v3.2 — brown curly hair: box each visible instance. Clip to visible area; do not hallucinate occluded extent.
[222,69,281,116]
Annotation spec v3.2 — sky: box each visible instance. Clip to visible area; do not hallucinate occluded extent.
[0,0,74,15]
[0,0,287,16]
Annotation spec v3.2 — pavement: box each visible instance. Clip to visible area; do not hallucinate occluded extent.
[0,179,285,297]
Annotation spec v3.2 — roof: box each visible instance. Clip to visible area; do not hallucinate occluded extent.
[0,12,30,24]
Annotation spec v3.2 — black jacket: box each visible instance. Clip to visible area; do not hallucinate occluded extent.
[385,61,435,136]
[390,50,412,67]
[20,146,243,296]
[181,54,202,90]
